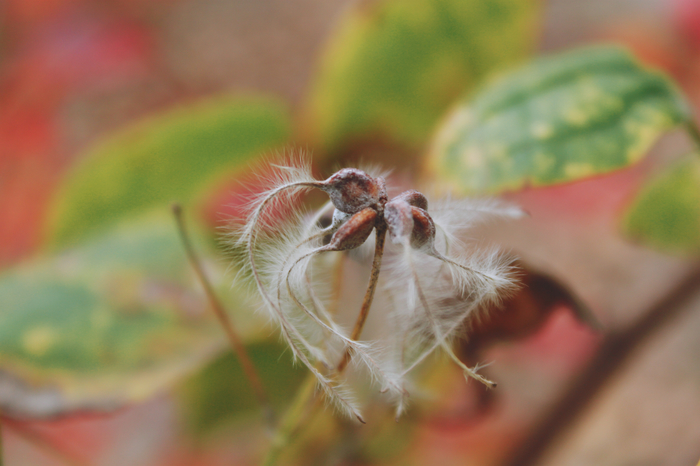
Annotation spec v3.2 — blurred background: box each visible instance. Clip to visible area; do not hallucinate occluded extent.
[2,0,700,465]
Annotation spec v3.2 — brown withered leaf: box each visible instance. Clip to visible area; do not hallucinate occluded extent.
[463,262,602,357]
[446,263,602,418]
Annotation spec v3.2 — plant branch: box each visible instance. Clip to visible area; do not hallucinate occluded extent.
[504,266,700,466]
[261,223,388,466]
[172,204,275,427]
[262,372,318,466]
[337,224,387,373]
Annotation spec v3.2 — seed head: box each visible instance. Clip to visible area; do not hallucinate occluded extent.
[321,168,387,214]
[328,208,378,251]
[228,157,524,420]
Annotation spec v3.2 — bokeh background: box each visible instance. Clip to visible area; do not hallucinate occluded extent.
[2,0,700,465]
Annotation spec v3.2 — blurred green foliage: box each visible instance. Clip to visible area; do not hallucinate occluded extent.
[624,155,700,254]
[179,343,306,439]
[0,212,229,416]
[427,46,690,193]
[49,95,291,249]
[306,0,540,151]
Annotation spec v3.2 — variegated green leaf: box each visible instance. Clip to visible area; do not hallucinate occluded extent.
[623,155,700,255]
[305,0,540,151]
[0,212,259,417]
[49,95,290,248]
[428,46,691,194]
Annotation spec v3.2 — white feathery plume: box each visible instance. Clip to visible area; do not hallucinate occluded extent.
[283,243,407,402]
[228,158,366,421]
[380,196,520,393]
[393,244,515,387]
[430,197,526,253]
[226,156,522,421]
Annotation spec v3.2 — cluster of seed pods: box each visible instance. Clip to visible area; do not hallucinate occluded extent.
[316,168,438,254]
[238,163,516,421]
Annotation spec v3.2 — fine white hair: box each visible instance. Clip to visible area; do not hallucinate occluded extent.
[226,155,522,420]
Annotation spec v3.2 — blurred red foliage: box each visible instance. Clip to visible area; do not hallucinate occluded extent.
[0,3,155,266]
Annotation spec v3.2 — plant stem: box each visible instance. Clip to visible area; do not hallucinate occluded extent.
[171,204,275,427]
[262,372,318,466]
[261,224,388,466]
[337,224,387,373]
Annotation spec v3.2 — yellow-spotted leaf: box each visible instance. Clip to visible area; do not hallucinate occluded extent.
[49,95,290,248]
[0,212,256,418]
[428,46,691,194]
[305,0,539,151]
[623,155,700,255]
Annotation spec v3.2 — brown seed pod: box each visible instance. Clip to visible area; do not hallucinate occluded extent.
[394,190,428,211]
[232,159,521,421]
[385,196,436,249]
[385,199,414,244]
[322,169,385,214]
[409,206,436,250]
[328,207,378,250]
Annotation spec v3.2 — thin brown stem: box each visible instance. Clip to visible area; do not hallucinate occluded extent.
[286,248,404,396]
[261,223,389,466]
[337,224,387,373]
[172,204,275,427]
[262,372,318,466]
[504,266,700,466]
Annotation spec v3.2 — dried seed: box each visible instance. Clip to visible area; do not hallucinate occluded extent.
[409,206,436,250]
[394,190,428,211]
[322,168,386,214]
[385,199,414,244]
[328,207,378,250]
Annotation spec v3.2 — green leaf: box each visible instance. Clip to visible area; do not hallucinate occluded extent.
[179,344,306,439]
[0,211,256,417]
[623,155,700,255]
[48,95,291,248]
[305,0,540,151]
[427,46,691,194]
